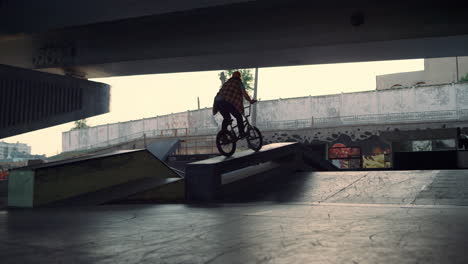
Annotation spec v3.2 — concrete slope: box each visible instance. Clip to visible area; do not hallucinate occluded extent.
[299,144,338,171]
[185,142,338,201]
[2,170,468,264]
[49,178,184,206]
[186,143,305,201]
[8,149,182,208]
[146,138,180,161]
[217,169,468,206]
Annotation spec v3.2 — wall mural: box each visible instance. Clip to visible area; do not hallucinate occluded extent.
[328,145,362,169]
[264,132,392,169]
[326,134,391,169]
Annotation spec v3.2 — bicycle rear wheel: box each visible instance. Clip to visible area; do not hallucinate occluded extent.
[216,130,236,156]
[246,126,263,152]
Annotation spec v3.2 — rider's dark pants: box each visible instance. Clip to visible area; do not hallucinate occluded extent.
[215,100,245,134]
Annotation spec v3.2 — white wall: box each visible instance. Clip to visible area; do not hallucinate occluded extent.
[376,56,468,90]
[62,83,468,152]
[376,71,425,90]
[458,57,468,79]
[424,57,458,85]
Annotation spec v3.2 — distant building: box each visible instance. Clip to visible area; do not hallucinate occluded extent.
[376,56,468,90]
[0,141,32,160]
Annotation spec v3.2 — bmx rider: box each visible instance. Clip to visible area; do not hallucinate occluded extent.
[213,71,257,137]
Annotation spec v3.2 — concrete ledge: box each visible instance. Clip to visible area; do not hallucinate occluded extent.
[458,150,468,168]
[7,149,181,207]
[185,143,302,201]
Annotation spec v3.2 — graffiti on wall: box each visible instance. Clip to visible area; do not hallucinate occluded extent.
[327,134,391,169]
[264,130,392,169]
[328,145,362,169]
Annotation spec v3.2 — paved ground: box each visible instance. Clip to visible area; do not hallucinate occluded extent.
[1,170,468,263]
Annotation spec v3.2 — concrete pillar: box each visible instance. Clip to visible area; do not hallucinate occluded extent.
[252,67,258,126]
[107,123,110,144]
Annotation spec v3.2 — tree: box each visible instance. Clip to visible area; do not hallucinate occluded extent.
[460,73,468,83]
[219,69,255,93]
[71,119,89,130]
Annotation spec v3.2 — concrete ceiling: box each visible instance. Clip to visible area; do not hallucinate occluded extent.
[1,0,468,78]
[0,0,254,37]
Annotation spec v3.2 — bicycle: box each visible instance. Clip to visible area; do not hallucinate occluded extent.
[215,103,263,157]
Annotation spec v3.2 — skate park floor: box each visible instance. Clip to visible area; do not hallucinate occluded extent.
[1,169,468,263]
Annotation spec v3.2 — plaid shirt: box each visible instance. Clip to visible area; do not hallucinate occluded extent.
[214,77,246,114]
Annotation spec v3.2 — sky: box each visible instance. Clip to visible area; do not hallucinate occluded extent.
[2,59,424,156]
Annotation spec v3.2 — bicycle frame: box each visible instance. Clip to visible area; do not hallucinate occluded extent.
[227,104,253,140]
[216,103,263,156]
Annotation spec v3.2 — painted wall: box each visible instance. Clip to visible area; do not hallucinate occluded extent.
[59,116,468,169]
[62,83,468,152]
[241,120,468,169]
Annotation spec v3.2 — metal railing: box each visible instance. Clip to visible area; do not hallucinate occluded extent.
[257,109,468,129]
[67,128,187,152]
[65,109,468,152]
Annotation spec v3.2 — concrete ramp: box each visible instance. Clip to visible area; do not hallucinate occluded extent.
[8,149,183,208]
[299,145,338,171]
[185,142,335,201]
[146,138,180,161]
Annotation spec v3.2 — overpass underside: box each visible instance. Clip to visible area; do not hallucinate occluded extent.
[1,0,468,135]
[0,65,109,138]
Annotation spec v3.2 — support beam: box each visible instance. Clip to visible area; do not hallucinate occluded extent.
[1,1,468,78]
[0,65,110,138]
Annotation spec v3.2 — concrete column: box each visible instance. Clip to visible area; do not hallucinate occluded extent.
[107,123,110,144]
[377,90,381,115]
[252,68,259,126]
[340,92,344,116]
[454,83,459,119]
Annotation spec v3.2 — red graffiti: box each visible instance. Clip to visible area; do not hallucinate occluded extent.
[0,170,8,181]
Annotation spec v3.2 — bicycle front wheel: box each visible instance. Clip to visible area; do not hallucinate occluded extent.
[216,130,236,156]
[246,126,263,152]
